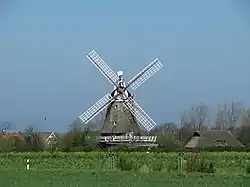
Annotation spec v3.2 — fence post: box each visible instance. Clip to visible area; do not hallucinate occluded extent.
[106,153,116,171]
[178,152,184,172]
[26,159,30,170]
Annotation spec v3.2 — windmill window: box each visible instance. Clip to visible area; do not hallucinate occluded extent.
[113,121,117,126]
[115,105,118,109]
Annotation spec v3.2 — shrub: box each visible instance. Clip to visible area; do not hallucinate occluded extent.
[186,153,215,173]
[117,154,139,171]
[246,163,250,174]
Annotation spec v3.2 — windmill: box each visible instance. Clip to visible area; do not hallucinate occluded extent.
[79,50,163,147]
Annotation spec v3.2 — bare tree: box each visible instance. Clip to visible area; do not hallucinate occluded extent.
[152,122,178,134]
[178,101,209,142]
[1,121,12,134]
[236,108,250,145]
[22,125,45,152]
[213,102,243,131]
[241,108,250,127]
[69,119,84,132]
[180,101,209,131]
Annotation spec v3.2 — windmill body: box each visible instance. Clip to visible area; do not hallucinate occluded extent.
[101,72,141,135]
[78,50,163,147]
[102,100,141,135]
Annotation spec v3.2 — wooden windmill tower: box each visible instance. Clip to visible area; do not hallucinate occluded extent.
[79,50,163,147]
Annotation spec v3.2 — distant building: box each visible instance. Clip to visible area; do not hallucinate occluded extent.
[2,131,57,145]
[3,132,25,140]
[39,132,57,144]
[184,130,244,148]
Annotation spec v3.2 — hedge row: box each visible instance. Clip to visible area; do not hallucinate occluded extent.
[1,152,250,173]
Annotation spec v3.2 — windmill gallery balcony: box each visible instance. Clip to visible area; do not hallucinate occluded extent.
[98,133,158,146]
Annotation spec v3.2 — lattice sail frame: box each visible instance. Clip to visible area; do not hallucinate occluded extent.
[123,98,157,131]
[79,93,113,124]
[127,58,163,90]
[87,50,119,86]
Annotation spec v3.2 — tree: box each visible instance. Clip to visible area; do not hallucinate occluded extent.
[213,102,243,131]
[237,108,250,145]
[241,108,250,127]
[22,125,45,152]
[58,120,97,152]
[157,134,180,152]
[180,101,209,130]
[178,101,209,142]
[0,134,14,152]
[152,122,178,135]
[1,121,12,134]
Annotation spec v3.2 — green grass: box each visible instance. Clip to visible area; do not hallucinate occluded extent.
[1,152,250,173]
[0,169,249,187]
[1,152,250,186]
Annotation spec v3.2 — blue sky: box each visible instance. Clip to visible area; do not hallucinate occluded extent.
[0,1,250,132]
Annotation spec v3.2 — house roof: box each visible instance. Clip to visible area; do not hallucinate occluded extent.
[3,132,25,140]
[184,130,244,148]
[2,132,58,143]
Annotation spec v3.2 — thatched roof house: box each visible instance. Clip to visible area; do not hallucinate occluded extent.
[184,130,243,148]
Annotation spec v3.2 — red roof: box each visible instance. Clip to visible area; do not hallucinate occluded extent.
[4,132,24,140]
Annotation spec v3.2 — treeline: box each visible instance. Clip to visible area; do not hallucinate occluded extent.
[152,101,250,147]
[0,125,250,153]
[1,101,250,153]
[0,125,97,153]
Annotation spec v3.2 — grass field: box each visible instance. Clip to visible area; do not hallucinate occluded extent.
[0,169,249,187]
[1,152,250,186]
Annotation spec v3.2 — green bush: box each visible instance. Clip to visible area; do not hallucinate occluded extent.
[157,134,180,152]
[246,163,250,174]
[186,153,215,173]
[117,155,138,171]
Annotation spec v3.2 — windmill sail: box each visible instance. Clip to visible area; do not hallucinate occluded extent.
[79,93,113,124]
[87,50,119,86]
[127,58,163,90]
[123,98,157,131]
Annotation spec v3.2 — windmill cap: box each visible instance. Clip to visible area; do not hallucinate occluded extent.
[117,71,123,76]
